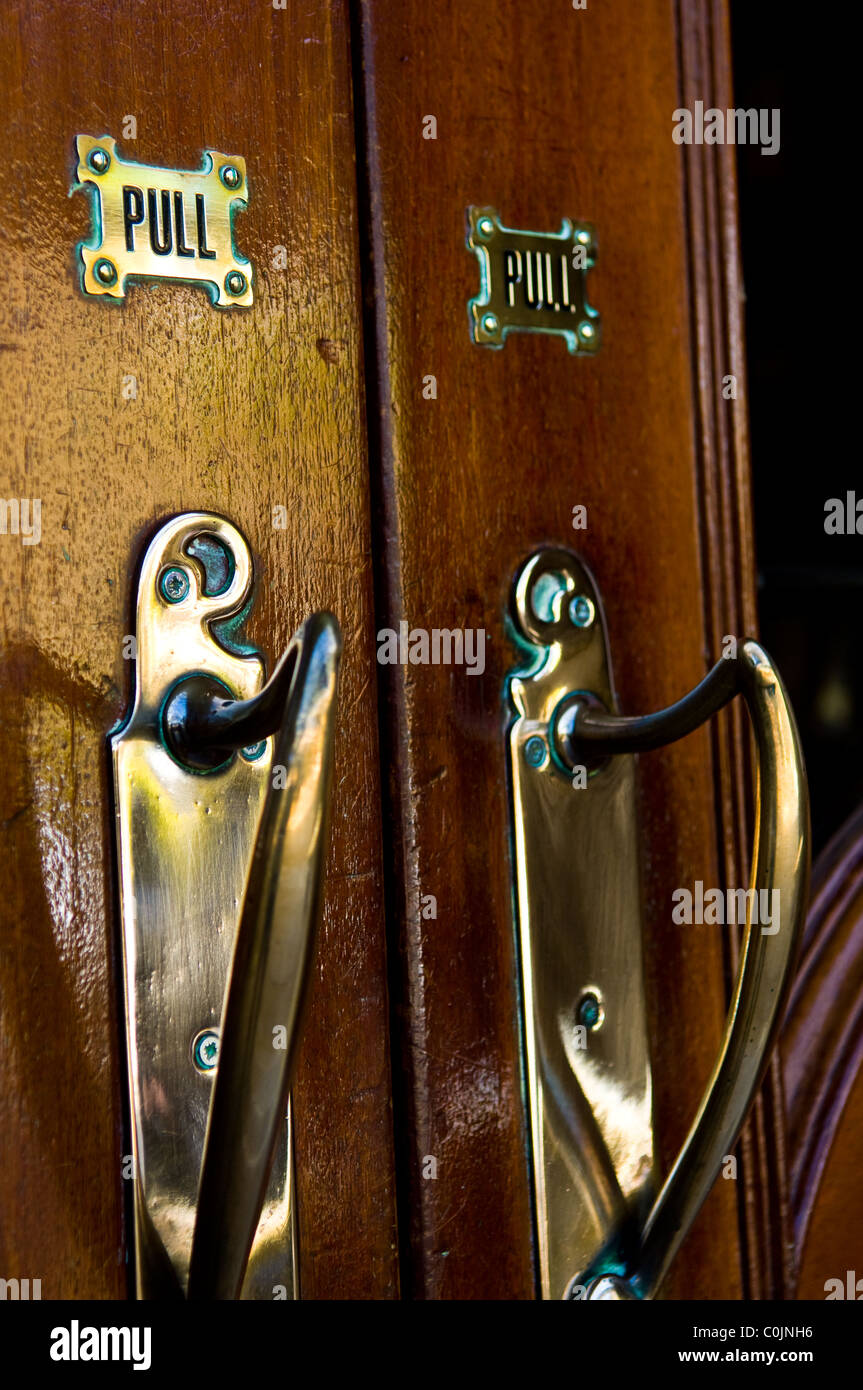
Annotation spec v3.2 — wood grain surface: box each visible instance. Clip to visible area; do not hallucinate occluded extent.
[0,0,399,1298]
[355,0,754,1299]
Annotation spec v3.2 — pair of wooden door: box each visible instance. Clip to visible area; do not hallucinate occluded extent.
[1,0,858,1300]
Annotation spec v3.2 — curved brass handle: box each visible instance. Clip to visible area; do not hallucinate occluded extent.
[561,641,809,1299]
[506,548,810,1301]
[186,612,340,1300]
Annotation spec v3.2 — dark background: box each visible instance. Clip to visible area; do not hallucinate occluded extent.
[731,4,860,853]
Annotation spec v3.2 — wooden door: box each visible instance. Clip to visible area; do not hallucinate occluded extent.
[0,0,398,1299]
[352,0,859,1301]
[1,0,859,1303]
[354,0,758,1300]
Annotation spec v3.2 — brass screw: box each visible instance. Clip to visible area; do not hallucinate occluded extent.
[87,147,111,175]
[192,1029,220,1072]
[225,270,247,297]
[94,257,118,286]
[577,991,603,1031]
[220,164,241,189]
[525,736,547,769]
[160,567,189,604]
[569,594,595,629]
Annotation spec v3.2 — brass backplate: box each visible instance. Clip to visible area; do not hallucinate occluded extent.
[506,548,655,1299]
[111,513,293,1299]
[74,136,253,306]
[467,206,600,353]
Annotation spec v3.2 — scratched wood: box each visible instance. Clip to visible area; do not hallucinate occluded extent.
[0,0,399,1298]
[355,0,757,1298]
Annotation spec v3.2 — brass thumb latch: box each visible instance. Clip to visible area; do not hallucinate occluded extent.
[111,512,340,1300]
[506,547,809,1300]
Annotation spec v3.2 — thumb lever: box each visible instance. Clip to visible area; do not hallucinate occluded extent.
[187,613,340,1300]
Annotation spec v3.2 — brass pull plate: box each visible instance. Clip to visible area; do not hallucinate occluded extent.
[506,548,656,1300]
[112,514,293,1299]
[73,136,253,306]
[466,206,600,353]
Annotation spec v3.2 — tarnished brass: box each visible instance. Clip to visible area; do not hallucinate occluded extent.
[466,206,600,353]
[112,513,339,1299]
[506,547,809,1300]
[74,136,252,306]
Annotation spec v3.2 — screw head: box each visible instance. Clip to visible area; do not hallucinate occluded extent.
[477,215,495,239]
[192,1029,220,1072]
[225,270,247,297]
[159,567,190,604]
[87,146,111,174]
[569,594,595,629]
[220,164,241,189]
[582,1275,637,1301]
[577,990,603,1031]
[241,741,267,762]
[94,257,118,286]
[524,735,548,769]
[576,229,591,246]
[578,320,595,342]
[482,312,499,335]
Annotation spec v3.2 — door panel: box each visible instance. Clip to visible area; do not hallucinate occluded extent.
[0,0,398,1298]
[354,0,765,1298]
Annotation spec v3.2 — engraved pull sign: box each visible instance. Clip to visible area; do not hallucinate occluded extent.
[73,135,253,307]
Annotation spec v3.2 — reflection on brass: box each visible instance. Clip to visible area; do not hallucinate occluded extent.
[507,548,654,1301]
[187,610,340,1301]
[572,637,809,1299]
[466,207,600,353]
[506,548,809,1300]
[112,513,340,1299]
[73,136,252,306]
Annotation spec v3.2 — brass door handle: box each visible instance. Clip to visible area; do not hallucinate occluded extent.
[564,641,808,1298]
[506,548,809,1300]
[112,513,340,1300]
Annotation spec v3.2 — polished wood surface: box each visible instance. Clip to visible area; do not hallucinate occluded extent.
[356,0,754,1299]
[0,0,398,1298]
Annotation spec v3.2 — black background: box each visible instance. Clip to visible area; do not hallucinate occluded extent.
[731,3,861,853]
